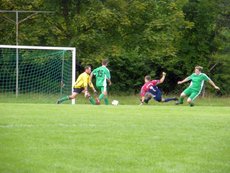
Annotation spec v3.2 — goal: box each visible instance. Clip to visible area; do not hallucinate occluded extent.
[0,45,76,104]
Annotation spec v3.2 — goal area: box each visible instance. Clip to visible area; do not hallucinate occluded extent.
[0,45,76,104]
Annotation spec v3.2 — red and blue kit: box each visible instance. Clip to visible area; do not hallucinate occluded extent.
[140,80,160,97]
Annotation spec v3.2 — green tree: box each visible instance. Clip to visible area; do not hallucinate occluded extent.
[0,0,229,94]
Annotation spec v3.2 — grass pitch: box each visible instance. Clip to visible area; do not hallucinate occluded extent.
[0,104,230,173]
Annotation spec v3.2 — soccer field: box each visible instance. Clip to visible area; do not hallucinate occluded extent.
[0,104,230,173]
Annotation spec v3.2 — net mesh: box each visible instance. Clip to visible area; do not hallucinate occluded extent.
[0,47,73,103]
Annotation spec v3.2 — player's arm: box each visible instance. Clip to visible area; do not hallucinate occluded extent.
[82,76,89,96]
[178,77,190,84]
[203,74,220,90]
[141,96,145,103]
[139,96,145,105]
[106,70,112,86]
[140,87,145,104]
[89,72,94,84]
[107,78,112,86]
[89,71,98,94]
[208,80,220,90]
[158,72,166,84]
[89,81,97,93]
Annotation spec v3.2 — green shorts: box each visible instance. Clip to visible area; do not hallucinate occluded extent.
[97,86,107,93]
[182,88,200,101]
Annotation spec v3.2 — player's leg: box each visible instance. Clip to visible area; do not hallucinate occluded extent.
[178,93,186,104]
[57,88,81,104]
[82,90,96,105]
[69,92,78,99]
[187,97,194,107]
[93,91,100,105]
[98,86,104,100]
[103,87,109,105]
[144,92,153,104]
[153,90,163,102]
[98,86,109,105]
[88,96,96,105]
[152,89,177,103]
[162,96,178,102]
[176,88,191,104]
[187,91,200,107]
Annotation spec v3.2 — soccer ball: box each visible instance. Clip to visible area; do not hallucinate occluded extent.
[112,100,119,106]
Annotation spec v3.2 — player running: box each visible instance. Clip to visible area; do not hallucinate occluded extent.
[90,59,111,105]
[140,72,178,105]
[176,66,220,106]
[57,66,97,104]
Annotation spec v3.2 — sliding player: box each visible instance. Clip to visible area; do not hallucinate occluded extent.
[57,66,97,104]
[90,59,111,105]
[140,72,178,105]
[176,66,220,106]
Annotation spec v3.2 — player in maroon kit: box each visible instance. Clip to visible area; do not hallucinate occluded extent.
[140,72,178,105]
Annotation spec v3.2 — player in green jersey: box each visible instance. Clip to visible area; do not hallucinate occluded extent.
[90,59,112,105]
[176,66,220,106]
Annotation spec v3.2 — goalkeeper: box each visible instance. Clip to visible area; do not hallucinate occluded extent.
[57,66,97,104]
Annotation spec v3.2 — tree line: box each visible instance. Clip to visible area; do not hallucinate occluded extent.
[0,0,229,95]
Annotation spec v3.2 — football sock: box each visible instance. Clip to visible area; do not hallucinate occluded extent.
[89,97,96,105]
[104,98,109,105]
[99,93,105,100]
[164,98,177,102]
[58,96,69,103]
[179,97,184,104]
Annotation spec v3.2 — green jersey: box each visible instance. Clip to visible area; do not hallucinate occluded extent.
[92,66,111,87]
[187,73,210,92]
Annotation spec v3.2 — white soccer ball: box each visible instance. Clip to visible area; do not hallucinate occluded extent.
[112,100,119,106]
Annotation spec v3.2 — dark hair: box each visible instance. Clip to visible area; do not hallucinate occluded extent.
[84,65,91,70]
[145,75,151,81]
[102,59,109,65]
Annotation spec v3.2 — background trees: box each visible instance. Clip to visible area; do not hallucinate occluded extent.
[0,0,229,94]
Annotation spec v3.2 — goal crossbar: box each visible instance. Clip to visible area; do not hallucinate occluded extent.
[0,45,75,51]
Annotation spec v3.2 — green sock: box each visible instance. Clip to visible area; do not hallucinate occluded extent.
[104,98,109,105]
[99,94,104,100]
[59,96,69,103]
[189,102,194,107]
[179,97,184,104]
[89,97,96,105]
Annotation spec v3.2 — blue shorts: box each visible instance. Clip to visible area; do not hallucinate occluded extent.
[146,86,162,102]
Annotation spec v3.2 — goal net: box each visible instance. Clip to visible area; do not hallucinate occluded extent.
[0,45,76,104]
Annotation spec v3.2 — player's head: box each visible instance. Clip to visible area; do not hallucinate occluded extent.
[102,59,109,66]
[84,65,91,74]
[195,66,203,74]
[144,75,151,83]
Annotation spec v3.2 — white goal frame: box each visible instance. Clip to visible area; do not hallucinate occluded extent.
[0,45,76,104]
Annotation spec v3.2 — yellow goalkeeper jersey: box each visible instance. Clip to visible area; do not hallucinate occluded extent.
[73,72,93,89]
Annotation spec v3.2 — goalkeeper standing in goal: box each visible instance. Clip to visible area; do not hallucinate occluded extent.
[57,66,97,104]
[90,59,112,105]
[176,66,220,106]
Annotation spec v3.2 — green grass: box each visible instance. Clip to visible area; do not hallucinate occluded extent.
[0,103,230,173]
[0,93,230,106]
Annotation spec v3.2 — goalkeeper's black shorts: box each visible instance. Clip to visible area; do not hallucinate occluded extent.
[73,87,84,94]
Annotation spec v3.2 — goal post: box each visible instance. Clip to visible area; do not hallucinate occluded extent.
[0,45,76,104]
